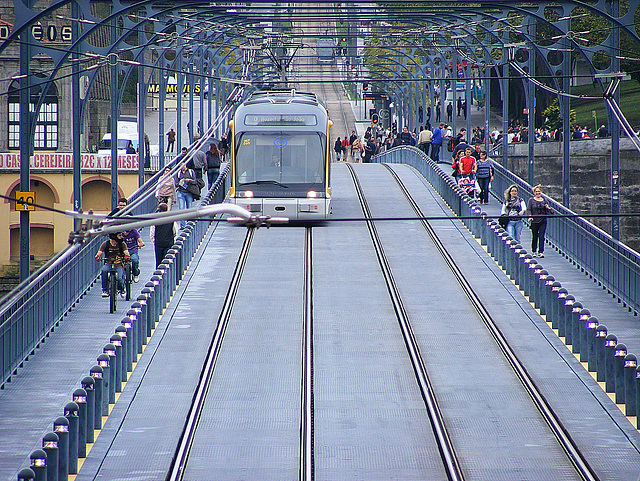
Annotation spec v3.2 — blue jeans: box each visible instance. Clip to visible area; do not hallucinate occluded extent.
[177,190,193,228]
[476,176,491,203]
[506,219,524,243]
[430,142,441,162]
[101,264,124,292]
[129,252,140,276]
[207,168,220,190]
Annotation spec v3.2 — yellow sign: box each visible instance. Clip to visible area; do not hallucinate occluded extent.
[15,191,36,211]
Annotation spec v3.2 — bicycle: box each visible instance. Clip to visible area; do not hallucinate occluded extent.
[96,255,128,313]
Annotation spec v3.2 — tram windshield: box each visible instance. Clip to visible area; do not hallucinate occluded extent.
[235,132,326,189]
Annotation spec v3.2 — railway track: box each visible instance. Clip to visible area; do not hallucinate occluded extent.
[162,162,600,480]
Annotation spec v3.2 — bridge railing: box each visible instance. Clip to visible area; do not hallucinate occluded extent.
[0,162,230,388]
[373,146,640,315]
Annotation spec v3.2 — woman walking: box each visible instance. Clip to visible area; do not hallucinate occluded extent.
[475,150,494,204]
[501,184,526,243]
[527,184,553,257]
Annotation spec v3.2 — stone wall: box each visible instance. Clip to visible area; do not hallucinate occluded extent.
[507,142,640,254]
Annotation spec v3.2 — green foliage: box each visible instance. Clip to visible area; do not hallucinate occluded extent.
[542,98,576,131]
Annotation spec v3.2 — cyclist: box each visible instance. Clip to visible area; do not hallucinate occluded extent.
[95,232,130,297]
[122,228,144,283]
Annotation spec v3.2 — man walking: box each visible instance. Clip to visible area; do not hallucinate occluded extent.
[166,128,176,152]
[430,123,444,163]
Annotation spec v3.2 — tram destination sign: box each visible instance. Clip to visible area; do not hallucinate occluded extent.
[363,92,388,101]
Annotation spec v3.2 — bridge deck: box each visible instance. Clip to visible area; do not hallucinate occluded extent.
[1,164,639,480]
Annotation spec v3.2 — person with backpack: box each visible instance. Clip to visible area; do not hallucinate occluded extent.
[334,137,343,162]
[206,143,221,189]
[501,184,527,243]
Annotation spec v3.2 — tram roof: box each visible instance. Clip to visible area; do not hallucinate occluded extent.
[246,89,321,107]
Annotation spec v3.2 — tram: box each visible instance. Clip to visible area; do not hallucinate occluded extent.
[317,38,336,63]
[228,90,332,220]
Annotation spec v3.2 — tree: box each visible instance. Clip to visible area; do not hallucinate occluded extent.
[542,98,575,131]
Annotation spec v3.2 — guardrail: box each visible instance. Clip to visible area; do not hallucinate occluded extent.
[0,162,230,388]
[373,146,640,316]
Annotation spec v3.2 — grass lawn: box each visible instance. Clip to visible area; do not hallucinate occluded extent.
[571,80,640,130]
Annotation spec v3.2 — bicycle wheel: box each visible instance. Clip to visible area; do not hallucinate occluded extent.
[109,269,118,313]
[124,262,132,301]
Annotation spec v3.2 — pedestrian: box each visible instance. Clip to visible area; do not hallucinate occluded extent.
[150,203,176,268]
[527,184,553,257]
[446,101,453,122]
[334,137,343,162]
[126,141,136,154]
[417,125,432,155]
[218,133,229,161]
[175,162,197,228]
[166,128,176,152]
[430,122,444,163]
[501,184,527,243]
[399,126,414,145]
[458,147,477,179]
[206,143,221,189]
[122,228,144,283]
[457,96,462,117]
[475,150,494,204]
[187,148,206,182]
[156,167,176,209]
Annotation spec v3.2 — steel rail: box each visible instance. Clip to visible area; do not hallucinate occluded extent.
[166,226,256,481]
[345,162,466,481]
[382,162,600,481]
[300,227,314,481]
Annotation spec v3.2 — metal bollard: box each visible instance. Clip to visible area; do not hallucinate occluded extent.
[522,256,536,298]
[116,325,130,376]
[53,417,69,481]
[507,240,519,279]
[42,432,59,481]
[559,295,575,340]
[481,219,493,247]
[129,303,144,353]
[17,469,35,481]
[109,336,123,392]
[63,402,79,475]
[578,309,591,362]
[136,292,150,340]
[545,281,561,323]
[91,363,106,420]
[72,389,87,458]
[594,325,608,382]
[605,334,618,393]
[614,343,628,404]
[552,288,568,330]
[99,349,115,405]
[570,301,583,354]
[141,288,153,337]
[81,377,95,443]
[144,282,157,331]
[151,273,164,309]
[497,231,510,267]
[539,275,554,316]
[29,449,47,481]
[585,317,599,372]
[534,269,548,311]
[515,249,528,287]
[624,353,638,416]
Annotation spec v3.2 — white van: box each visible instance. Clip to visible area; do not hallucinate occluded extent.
[98,119,139,156]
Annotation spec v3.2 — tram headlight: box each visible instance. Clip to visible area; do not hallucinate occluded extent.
[243,190,254,198]
[307,190,317,199]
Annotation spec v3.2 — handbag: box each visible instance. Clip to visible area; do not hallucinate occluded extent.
[186,180,201,200]
[498,214,509,228]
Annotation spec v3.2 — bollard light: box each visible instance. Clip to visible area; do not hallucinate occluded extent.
[560,294,575,340]
[29,449,47,481]
[91,363,107,420]
[624,353,638,416]
[614,343,628,404]
[570,301,583,354]
[594,325,608,382]
[605,334,618,393]
[53,416,69,481]
[82,376,96,443]
[578,308,591,362]
[110,335,123,391]
[17,468,35,481]
[72,388,88,458]
[42,432,59,481]
[63,402,79,474]
[585,316,599,372]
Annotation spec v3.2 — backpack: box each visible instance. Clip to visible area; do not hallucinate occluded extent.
[447,138,454,152]
[206,151,221,169]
